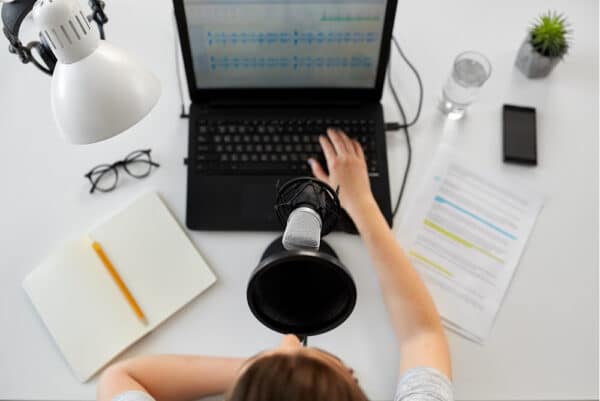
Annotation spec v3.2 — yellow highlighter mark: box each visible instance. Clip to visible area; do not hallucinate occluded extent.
[423,219,505,264]
[409,250,453,277]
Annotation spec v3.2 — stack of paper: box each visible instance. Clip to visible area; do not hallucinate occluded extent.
[398,146,543,342]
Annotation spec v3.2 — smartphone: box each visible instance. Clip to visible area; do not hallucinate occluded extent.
[503,104,537,165]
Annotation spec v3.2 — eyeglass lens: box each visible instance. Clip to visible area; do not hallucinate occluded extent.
[124,150,153,178]
[90,165,118,192]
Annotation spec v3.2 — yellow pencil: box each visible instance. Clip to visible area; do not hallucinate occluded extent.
[91,240,148,325]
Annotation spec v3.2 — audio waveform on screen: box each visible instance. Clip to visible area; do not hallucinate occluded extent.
[207,31,378,46]
[320,15,381,22]
[208,55,373,71]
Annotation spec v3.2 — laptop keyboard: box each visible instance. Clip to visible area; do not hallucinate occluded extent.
[194,118,379,176]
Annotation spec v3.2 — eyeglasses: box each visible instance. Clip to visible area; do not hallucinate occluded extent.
[85,149,160,193]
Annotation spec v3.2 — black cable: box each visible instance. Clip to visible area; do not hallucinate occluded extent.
[388,36,424,129]
[26,42,53,75]
[389,99,412,219]
[386,36,420,218]
[89,0,108,40]
[295,334,308,346]
[97,23,105,40]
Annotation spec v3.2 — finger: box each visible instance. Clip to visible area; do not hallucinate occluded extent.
[336,129,357,156]
[308,158,328,182]
[352,140,365,160]
[327,128,349,154]
[319,135,337,165]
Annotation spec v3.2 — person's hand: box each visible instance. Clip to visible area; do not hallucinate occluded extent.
[308,128,377,219]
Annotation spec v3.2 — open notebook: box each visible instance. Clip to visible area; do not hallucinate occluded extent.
[23,192,216,382]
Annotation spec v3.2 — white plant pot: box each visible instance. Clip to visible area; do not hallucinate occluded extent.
[515,38,561,79]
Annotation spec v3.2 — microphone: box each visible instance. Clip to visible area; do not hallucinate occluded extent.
[248,176,356,338]
[274,177,340,251]
[283,207,322,250]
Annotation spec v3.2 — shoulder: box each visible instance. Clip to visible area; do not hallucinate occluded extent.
[395,367,454,401]
[111,391,156,401]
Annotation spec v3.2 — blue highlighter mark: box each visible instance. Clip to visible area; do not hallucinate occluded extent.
[434,196,517,240]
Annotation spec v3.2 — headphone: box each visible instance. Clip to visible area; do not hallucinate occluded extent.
[1,0,107,75]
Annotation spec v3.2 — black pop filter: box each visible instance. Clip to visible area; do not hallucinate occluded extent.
[247,238,357,336]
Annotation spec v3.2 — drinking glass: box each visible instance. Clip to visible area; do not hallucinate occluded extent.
[439,51,492,120]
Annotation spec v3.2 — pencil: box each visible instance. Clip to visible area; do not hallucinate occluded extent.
[91,240,148,325]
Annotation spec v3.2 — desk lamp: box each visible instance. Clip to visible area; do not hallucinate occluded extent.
[1,0,160,144]
[247,178,357,342]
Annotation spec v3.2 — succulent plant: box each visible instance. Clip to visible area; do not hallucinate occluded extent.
[529,11,571,59]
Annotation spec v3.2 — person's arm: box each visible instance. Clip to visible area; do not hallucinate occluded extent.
[97,355,245,401]
[309,129,451,378]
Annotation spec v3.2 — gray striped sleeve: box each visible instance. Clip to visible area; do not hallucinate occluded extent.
[395,367,454,401]
[112,391,156,401]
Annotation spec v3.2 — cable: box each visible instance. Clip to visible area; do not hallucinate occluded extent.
[389,97,412,219]
[97,23,105,40]
[295,334,308,346]
[89,0,108,40]
[388,36,424,129]
[386,35,420,218]
[26,42,53,75]
[173,15,190,119]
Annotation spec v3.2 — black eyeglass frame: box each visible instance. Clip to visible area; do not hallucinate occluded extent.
[84,149,160,194]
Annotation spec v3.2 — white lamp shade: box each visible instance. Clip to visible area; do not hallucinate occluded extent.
[51,41,161,144]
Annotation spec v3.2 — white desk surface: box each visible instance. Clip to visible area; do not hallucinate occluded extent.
[0,0,597,400]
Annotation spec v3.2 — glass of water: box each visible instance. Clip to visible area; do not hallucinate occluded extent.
[439,51,492,120]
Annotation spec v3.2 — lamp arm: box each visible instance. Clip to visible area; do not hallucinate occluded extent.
[1,0,36,63]
[1,0,109,75]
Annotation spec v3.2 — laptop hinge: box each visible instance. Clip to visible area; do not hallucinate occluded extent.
[201,99,364,109]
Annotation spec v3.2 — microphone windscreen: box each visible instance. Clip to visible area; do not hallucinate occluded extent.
[282,207,322,251]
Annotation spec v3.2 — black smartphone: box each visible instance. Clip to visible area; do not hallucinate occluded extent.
[503,104,537,165]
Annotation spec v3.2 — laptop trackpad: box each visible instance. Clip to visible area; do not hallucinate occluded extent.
[240,181,279,221]
[189,176,285,230]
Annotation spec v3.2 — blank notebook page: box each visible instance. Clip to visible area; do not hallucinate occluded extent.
[23,192,216,382]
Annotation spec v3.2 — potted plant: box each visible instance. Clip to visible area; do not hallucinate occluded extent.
[515,11,572,78]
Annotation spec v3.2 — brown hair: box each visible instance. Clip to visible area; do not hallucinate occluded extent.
[226,353,368,401]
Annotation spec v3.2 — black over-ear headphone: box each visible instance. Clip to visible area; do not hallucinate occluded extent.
[1,0,108,75]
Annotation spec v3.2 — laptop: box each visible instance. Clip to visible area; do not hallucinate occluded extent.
[174,0,397,231]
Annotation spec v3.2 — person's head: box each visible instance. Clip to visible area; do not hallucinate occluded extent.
[226,334,368,401]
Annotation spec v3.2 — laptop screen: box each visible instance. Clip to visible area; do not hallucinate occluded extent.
[182,0,389,89]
